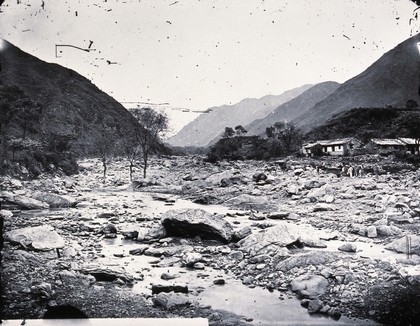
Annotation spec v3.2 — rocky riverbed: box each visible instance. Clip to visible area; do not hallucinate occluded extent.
[1,155,420,325]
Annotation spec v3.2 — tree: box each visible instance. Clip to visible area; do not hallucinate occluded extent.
[266,122,303,156]
[234,125,248,136]
[95,125,116,182]
[131,108,168,178]
[222,127,235,138]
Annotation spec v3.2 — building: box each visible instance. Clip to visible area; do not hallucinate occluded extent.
[302,137,363,156]
[367,138,407,154]
[399,138,420,155]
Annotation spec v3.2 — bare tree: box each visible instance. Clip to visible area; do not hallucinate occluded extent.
[95,125,116,182]
[130,108,168,178]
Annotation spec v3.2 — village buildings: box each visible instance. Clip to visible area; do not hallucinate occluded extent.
[303,137,419,156]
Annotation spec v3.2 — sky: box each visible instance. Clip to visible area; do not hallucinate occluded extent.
[0,0,419,135]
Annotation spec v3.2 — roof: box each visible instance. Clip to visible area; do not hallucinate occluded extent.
[370,138,406,146]
[399,138,419,145]
[317,137,360,146]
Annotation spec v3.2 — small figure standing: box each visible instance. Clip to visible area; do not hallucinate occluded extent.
[348,165,354,178]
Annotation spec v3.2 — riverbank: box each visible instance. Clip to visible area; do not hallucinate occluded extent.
[1,155,419,325]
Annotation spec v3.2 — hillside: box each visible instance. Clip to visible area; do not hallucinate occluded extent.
[293,33,420,132]
[245,81,340,137]
[0,39,141,155]
[305,107,420,143]
[166,84,313,148]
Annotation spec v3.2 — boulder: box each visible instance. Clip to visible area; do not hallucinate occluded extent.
[232,226,252,241]
[161,209,233,243]
[205,170,237,185]
[0,191,49,210]
[5,225,65,251]
[153,292,190,309]
[338,243,357,253]
[239,223,323,256]
[182,252,203,266]
[366,226,377,238]
[376,225,402,236]
[290,275,328,299]
[385,235,420,256]
[33,192,77,208]
[307,298,324,313]
[79,265,134,283]
[276,251,341,271]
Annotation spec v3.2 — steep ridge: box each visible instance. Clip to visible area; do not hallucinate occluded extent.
[166,84,313,147]
[245,81,340,137]
[0,39,141,154]
[293,33,420,132]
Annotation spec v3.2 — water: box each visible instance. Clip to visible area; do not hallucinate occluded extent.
[10,189,395,325]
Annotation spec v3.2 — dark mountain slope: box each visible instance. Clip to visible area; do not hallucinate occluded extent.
[294,33,420,132]
[245,81,340,136]
[0,39,141,154]
[305,107,420,143]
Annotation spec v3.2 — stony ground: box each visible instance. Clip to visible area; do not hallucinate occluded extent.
[1,155,420,325]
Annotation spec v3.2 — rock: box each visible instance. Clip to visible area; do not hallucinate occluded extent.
[366,226,377,238]
[276,251,341,271]
[193,262,205,269]
[213,279,225,285]
[313,203,334,212]
[398,265,420,283]
[161,209,233,243]
[307,298,324,314]
[338,243,357,253]
[153,292,190,310]
[0,209,13,218]
[267,212,290,220]
[0,191,49,210]
[161,273,179,280]
[79,265,134,283]
[232,226,252,241]
[253,172,267,183]
[376,225,402,236]
[290,275,328,299]
[224,194,274,211]
[99,224,117,234]
[182,252,202,266]
[151,284,188,295]
[31,282,53,299]
[228,250,244,260]
[239,223,323,256]
[5,225,65,251]
[33,192,77,208]
[128,245,149,255]
[144,246,191,257]
[122,230,139,240]
[386,235,420,256]
[242,276,254,285]
[205,170,237,185]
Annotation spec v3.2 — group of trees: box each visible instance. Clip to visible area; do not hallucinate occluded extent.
[94,107,168,182]
[207,121,303,162]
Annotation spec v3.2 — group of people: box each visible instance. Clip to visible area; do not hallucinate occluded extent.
[342,164,365,178]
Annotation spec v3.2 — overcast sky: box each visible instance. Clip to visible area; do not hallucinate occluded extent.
[0,0,419,134]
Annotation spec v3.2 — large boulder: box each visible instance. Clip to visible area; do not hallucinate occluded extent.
[291,275,328,298]
[79,265,134,283]
[0,191,49,210]
[385,235,420,256]
[153,292,191,309]
[161,209,233,243]
[276,251,341,271]
[238,223,324,255]
[33,192,77,208]
[5,225,65,251]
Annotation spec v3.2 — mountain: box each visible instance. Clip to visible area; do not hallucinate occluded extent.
[293,33,420,132]
[244,81,340,137]
[166,84,313,147]
[0,39,141,155]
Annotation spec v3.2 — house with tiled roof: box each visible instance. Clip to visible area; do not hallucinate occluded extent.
[302,137,363,156]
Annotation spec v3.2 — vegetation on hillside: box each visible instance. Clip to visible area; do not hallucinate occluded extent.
[305,105,420,143]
